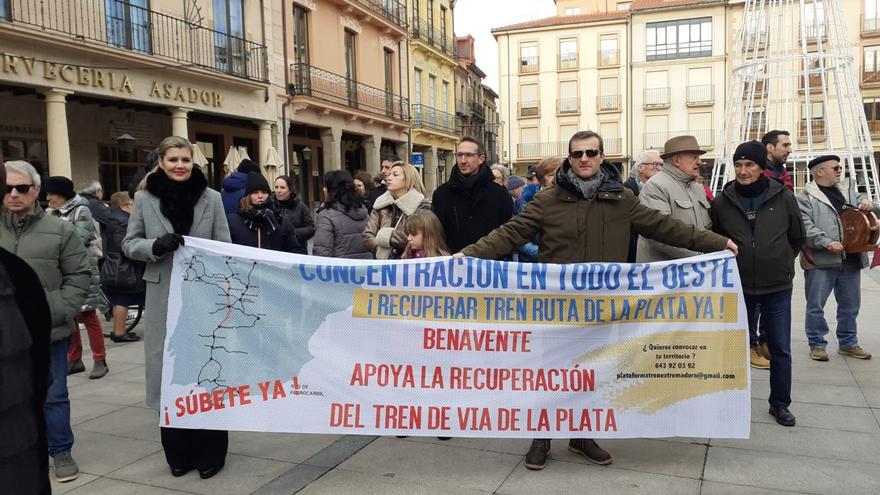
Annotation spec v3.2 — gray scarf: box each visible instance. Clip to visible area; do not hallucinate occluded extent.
[565,166,606,199]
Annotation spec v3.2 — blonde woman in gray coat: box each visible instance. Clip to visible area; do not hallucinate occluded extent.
[123,136,231,480]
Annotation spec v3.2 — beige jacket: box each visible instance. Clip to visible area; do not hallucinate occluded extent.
[637,163,712,262]
[362,189,431,259]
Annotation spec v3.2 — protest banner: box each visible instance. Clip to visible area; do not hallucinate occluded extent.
[161,237,750,438]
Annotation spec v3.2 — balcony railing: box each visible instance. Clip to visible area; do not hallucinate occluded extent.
[598,94,620,111]
[520,56,539,74]
[470,102,485,120]
[558,54,578,70]
[351,0,407,29]
[518,100,539,117]
[289,63,409,121]
[801,22,826,41]
[644,87,670,108]
[863,15,880,34]
[1,0,268,81]
[410,16,455,58]
[743,80,769,99]
[411,104,456,134]
[798,119,826,140]
[604,137,622,155]
[557,98,579,114]
[518,141,568,159]
[864,70,880,84]
[598,48,619,67]
[643,130,714,150]
[455,100,469,116]
[687,85,714,105]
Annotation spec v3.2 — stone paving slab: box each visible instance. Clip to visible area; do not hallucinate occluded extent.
[297,468,493,495]
[748,398,880,433]
[69,429,162,476]
[699,480,813,495]
[67,478,197,494]
[704,446,880,495]
[227,432,343,464]
[336,437,522,493]
[497,460,702,495]
[77,406,161,443]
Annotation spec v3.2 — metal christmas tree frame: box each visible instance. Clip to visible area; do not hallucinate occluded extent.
[712,0,880,200]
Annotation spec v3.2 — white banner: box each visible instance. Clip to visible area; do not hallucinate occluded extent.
[161,237,750,438]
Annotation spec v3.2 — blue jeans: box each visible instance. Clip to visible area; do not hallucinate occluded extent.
[46,338,74,457]
[804,264,861,349]
[748,302,765,347]
[745,289,792,408]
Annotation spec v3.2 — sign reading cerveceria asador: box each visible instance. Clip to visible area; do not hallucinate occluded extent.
[161,238,750,438]
[0,53,223,108]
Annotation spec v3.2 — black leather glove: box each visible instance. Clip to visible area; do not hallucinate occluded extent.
[152,233,184,257]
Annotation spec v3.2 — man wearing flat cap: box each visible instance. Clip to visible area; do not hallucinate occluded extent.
[637,135,713,262]
[711,141,805,426]
[798,155,879,361]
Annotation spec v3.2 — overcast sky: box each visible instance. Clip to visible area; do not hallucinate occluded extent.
[454,0,557,92]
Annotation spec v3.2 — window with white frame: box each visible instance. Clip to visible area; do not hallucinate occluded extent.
[646,17,712,61]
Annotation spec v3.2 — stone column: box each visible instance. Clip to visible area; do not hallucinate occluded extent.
[43,89,73,178]
[364,135,381,174]
[170,107,191,138]
[258,121,273,167]
[422,146,438,193]
[320,127,342,171]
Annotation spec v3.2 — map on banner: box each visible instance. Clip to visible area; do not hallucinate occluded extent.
[162,237,751,439]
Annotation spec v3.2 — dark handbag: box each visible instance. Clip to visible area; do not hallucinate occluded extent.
[100,253,145,290]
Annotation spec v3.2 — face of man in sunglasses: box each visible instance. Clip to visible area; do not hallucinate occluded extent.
[568,137,604,179]
[3,170,39,217]
[818,160,842,185]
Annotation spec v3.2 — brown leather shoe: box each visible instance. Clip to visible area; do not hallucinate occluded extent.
[750,347,770,369]
[568,439,613,465]
[809,348,829,361]
[524,439,551,470]
[839,346,872,360]
[758,342,771,361]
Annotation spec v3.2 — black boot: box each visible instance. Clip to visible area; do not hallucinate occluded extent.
[525,439,551,470]
[769,405,796,427]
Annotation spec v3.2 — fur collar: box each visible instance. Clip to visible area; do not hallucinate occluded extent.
[145,166,208,234]
[373,188,427,215]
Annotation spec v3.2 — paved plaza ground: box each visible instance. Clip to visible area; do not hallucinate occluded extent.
[51,270,880,494]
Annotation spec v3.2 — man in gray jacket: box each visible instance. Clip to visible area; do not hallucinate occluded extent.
[0,161,91,483]
[637,135,713,262]
[798,155,879,361]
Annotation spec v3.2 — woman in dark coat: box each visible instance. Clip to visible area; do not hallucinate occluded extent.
[272,175,314,253]
[312,170,372,259]
[123,136,231,480]
[227,173,300,252]
[100,191,143,343]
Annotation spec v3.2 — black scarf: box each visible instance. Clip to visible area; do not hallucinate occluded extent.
[734,173,769,198]
[818,184,849,215]
[449,164,493,197]
[145,166,208,235]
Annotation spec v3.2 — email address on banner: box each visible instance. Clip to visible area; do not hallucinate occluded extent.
[352,290,738,325]
[616,372,738,380]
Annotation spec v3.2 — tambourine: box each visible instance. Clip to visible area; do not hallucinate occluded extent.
[840,209,880,253]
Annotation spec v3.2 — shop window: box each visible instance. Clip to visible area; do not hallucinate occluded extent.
[864,97,880,134]
[98,145,148,195]
[0,0,9,20]
[232,137,255,162]
[105,0,151,53]
[2,138,48,178]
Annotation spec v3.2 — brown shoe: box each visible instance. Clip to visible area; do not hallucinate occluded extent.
[839,346,872,360]
[568,439,613,465]
[809,348,829,361]
[524,439,551,470]
[750,347,770,369]
[758,342,771,361]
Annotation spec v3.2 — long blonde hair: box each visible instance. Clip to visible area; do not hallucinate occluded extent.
[401,210,449,258]
[391,161,426,195]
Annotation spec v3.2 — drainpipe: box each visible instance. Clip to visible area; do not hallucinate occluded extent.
[281,0,291,175]
[627,11,633,175]
[506,33,512,167]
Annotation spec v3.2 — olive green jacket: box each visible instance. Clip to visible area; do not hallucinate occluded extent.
[461,161,729,263]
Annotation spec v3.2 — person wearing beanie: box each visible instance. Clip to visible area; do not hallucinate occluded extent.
[44,177,110,381]
[220,159,262,215]
[227,172,300,252]
[710,141,806,427]
[798,154,880,363]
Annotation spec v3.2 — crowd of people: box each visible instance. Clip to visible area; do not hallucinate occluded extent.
[1,127,877,489]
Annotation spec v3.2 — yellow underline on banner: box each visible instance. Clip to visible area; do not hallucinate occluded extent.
[351,290,738,326]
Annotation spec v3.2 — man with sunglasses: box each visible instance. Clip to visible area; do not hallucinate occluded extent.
[637,136,713,263]
[798,155,878,361]
[456,130,736,471]
[0,161,91,483]
[432,137,513,253]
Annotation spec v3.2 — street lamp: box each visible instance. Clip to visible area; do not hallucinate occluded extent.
[302,146,312,161]
[114,133,137,153]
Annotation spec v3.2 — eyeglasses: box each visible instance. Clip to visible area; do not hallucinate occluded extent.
[3,184,34,194]
[830,166,842,172]
[569,149,601,159]
[454,152,482,159]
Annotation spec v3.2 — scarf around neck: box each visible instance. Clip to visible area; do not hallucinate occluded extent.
[564,166,606,199]
[145,166,207,235]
